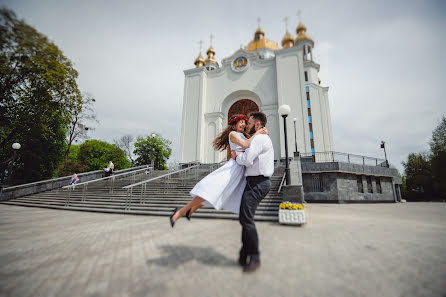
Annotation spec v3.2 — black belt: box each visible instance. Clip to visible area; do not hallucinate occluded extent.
[246,175,270,180]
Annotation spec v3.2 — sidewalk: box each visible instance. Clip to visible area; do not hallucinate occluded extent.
[0,203,445,297]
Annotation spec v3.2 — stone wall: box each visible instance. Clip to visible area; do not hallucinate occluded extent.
[301,162,398,203]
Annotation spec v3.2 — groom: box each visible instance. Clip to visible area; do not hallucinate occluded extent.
[232,112,274,272]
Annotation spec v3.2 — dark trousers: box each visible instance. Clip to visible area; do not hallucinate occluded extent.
[239,175,271,262]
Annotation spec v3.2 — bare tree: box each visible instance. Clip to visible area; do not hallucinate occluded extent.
[115,134,135,166]
[64,93,97,164]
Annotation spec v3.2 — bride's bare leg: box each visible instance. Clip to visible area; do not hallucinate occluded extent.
[173,196,205,222]
[188,203,203,217]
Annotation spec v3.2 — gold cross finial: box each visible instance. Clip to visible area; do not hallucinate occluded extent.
[209,34,214,46]
[297,9,302,22]
[283,16,289,30]
[257,17,261,27]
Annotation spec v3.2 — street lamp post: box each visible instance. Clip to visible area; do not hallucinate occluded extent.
[1,143,21,185]
[279,105,291,185]
[380,141,389,168]
[151,134,156,169]
[293,118,297,154]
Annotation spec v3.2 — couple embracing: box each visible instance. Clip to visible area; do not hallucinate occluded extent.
[170,111,274,273]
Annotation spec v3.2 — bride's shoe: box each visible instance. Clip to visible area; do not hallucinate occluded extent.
[185,209,191,221]
[170,207,180,228]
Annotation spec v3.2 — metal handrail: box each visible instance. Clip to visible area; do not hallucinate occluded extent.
[62,166,152,206]
[300,151,386,167]
[277,172,286,193]
[62,166,151,189]
[123,164,200,189]
[209,159,227,172]
[122,163,201,209]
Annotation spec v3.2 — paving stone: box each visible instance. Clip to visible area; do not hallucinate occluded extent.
[0,203,445,297]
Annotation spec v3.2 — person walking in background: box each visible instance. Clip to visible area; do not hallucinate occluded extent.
[104,161,114,177]
[69,173,79,185]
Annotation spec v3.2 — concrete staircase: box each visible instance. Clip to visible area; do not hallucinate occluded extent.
[1,165,285,221]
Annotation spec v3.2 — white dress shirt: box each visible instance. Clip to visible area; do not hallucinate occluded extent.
[236,134,274,177]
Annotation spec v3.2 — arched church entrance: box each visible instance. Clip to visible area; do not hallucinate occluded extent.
[227,99,259,159]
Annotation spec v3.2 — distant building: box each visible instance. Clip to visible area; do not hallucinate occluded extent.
[180,19,402,202]
[180,21,333,163]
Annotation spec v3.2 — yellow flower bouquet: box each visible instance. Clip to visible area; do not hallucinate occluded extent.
[278,201,306,225]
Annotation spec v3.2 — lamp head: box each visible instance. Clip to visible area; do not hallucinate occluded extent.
[278,104,291,117]
[12,143,21,150]
[293,117,297,122]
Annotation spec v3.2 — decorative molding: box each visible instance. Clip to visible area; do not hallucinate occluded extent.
[303,61,320,71]
[204,112,224,120]
[261,104,278,112]
[184,67,205,76]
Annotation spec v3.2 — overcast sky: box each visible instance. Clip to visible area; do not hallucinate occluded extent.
[2,0,446,173]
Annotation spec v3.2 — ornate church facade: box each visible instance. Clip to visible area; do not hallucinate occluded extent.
[180,21,334,163]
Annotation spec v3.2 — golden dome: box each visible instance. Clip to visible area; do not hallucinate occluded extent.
[255,27,265,35]
[247,26,279,51]
[206,46,215,56]
[194,52,205,68]
[281,30,294,48]
[205,45,218,65]
[295,21,313,42]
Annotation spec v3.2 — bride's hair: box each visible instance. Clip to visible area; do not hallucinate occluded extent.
[213,114,250,151]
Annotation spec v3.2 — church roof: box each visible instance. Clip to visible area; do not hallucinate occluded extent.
[246,26,279,51]
[295,22,313,42]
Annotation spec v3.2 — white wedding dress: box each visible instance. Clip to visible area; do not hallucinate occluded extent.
[189,131,247,214]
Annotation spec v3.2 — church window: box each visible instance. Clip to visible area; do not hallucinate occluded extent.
[304,71,308,82]
[311,174,322,192]
[357,176,364,193]
[366,176,373,193]
[306,91,310,101]
[309,123,313,132]
[310,139,314,148]
[307,108,311,116]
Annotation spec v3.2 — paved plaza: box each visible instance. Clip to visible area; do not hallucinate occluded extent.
[0,202,445,297]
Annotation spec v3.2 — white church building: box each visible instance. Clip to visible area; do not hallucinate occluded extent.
[180,21,334,163]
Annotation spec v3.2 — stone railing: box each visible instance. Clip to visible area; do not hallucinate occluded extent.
[0,166,146,201]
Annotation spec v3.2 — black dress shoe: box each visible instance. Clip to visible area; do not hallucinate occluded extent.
[185,209,191,221]
[243,259,261,273]
[170,207,180,228]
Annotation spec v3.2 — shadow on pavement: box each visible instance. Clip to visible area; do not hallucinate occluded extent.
[146,244,235,268]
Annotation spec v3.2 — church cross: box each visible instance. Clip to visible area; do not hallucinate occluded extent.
[283,16,289,30]
[198,40,203,52]
[257,17,261,27]
[297,9,302,22]
[209,34,214,46]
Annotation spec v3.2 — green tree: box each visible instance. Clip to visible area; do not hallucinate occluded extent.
[430,116,446,199]
[402,153,432,200]
[58,144,85,177]
[64,93,97,166]
[0,8,82,184]
[134,134,171,170]
[77,140,130,172]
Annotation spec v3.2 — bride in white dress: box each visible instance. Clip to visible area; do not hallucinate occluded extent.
[170,114,267,227]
